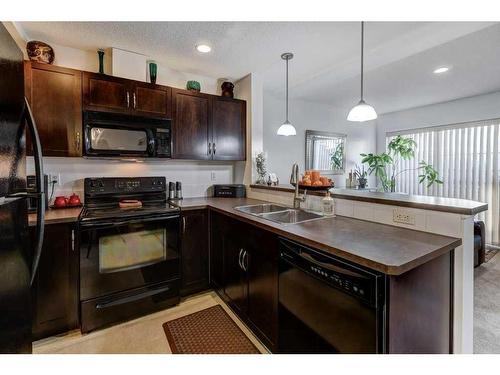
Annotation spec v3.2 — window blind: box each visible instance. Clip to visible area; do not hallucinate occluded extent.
[387,119,500,246]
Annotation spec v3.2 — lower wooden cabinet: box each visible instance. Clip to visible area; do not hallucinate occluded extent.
[31,223,79,340]
[180,210,209,296]
[210,211,278,351]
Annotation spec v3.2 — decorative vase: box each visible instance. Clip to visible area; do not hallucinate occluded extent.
[221,81,234,98]
[27,41,54,64]
[149,62,157,84]
[186,80,201,92]
[358,178,367,189]
[97,50,105,74]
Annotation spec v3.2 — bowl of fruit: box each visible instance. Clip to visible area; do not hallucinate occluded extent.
[291,170,334,191]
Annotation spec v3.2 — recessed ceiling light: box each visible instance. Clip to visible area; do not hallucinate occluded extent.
[433,66,450,74]
[196,44,211,53]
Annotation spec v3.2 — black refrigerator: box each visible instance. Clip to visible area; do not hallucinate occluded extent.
[0,23,46,353]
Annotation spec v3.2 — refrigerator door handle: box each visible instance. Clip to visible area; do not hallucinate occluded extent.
[24,97,46,286]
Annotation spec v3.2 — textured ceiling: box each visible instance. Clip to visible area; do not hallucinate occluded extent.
[16,21,500,114]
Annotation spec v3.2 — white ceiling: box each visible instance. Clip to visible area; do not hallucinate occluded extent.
[16,21,500,114]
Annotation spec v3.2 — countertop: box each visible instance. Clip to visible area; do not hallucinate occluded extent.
[250,184,488,215]
[31,197,462,275]
[28,207,82,227]
[173,197,462,275]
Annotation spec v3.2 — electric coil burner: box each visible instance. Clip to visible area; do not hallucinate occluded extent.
[78,177,180,333]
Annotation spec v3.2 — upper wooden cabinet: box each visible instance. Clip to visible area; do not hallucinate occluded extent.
[171,89,211,160]
[83,72,171,118]
[172,89,246,161]
[24,62,83,156]
[212,97,246,161]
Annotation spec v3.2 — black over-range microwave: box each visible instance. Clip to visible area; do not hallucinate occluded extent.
[83,111,172,158]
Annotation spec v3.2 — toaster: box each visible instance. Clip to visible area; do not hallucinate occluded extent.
[213,184,246,198]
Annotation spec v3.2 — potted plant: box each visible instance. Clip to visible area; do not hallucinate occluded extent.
[354,164,368,189]
[360,135,443,192]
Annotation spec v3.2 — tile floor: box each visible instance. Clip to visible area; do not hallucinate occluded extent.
[33,291,268,354]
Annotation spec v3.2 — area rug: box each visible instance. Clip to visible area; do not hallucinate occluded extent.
[162,305,260,354]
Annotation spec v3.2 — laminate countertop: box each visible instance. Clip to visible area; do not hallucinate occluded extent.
[250,184,488,215]
[173,197,462,275]
[28,207,82,227]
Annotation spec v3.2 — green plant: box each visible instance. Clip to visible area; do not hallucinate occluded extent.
[360,135,443,192]
[330,142,344,170]
[255,152,267,184]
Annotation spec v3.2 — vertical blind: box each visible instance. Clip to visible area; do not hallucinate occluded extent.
[387,119,500,246]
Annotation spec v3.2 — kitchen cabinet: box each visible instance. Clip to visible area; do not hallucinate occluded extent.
[210,211,278,350]
[172,89,246,161]
[31,223,79,340]
[180,210,209,296]
[24,62,83,156]
[171,88,211,160]
[83,72,171,117]
[212,97,246,161]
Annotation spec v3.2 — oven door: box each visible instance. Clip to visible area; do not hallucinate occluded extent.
[84,123,155,157]
[79,214,180,301]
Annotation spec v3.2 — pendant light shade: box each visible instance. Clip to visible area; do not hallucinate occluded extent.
[347,22,377,122]
[277,52,296,136]
[347,100,377,122]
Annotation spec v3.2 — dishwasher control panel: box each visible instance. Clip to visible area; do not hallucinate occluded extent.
[279,238,379,307]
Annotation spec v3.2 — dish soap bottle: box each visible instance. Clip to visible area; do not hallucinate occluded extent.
[322,192,335,217]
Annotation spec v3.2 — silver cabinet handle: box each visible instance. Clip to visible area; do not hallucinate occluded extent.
[213,142,216,155]
[208,142,212,155]
[71,229,75,252]
[75,131,81,151]
[126,92,130,108]
[242,250,248,272]
[182,216,186,234]
[238,249,244,270]
[133,92,137,109]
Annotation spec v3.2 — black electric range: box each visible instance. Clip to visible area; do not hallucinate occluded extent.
[78,176,181,333]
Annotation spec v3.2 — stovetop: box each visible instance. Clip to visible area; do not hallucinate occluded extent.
[80,202,179,222]
[79,176,180,222]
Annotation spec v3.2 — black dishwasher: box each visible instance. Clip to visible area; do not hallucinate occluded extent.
[278,238,385,353]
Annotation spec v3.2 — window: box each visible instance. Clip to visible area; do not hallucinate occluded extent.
[387,120,500,246]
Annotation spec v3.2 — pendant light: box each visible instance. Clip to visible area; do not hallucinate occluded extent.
[347,22,377,122]
[277,52,297,136]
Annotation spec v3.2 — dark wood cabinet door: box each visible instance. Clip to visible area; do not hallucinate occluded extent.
[180,210,209,296]
[245,223,279,348]
[223,224,248,315]
[133,83,171,118]
[212,97,246,161]
[171,89,211,160]
[83,72,130,113]
[210,211,225,290]
[24,62,82,156]
[31,224,79,340]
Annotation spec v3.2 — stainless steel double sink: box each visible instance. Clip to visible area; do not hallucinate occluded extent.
[234,203,325,225]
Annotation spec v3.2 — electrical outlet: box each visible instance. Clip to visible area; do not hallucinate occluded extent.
[49,173,60,186]
[211,172,216,181]
[393,209,416,225]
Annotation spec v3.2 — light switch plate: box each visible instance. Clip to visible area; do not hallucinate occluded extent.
[393,209,416,225]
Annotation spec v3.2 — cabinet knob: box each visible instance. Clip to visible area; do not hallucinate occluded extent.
[213,142,216,155]
[208,142,212,155]
[133,93,137,109]
[126,92,130,108]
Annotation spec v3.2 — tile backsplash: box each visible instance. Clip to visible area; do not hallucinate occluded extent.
[27,157,236,203]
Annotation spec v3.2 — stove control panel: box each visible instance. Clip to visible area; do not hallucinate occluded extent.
[84,177,166,196]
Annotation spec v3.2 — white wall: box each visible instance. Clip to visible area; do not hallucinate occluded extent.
[376,90,500,153]
[27,157,233,200]
[263,92,376,187]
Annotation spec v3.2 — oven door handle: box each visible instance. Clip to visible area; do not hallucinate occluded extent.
[80,214,179,228]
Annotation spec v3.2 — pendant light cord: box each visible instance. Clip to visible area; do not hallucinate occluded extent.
[360,21,364,101]
[285,56,289,122]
